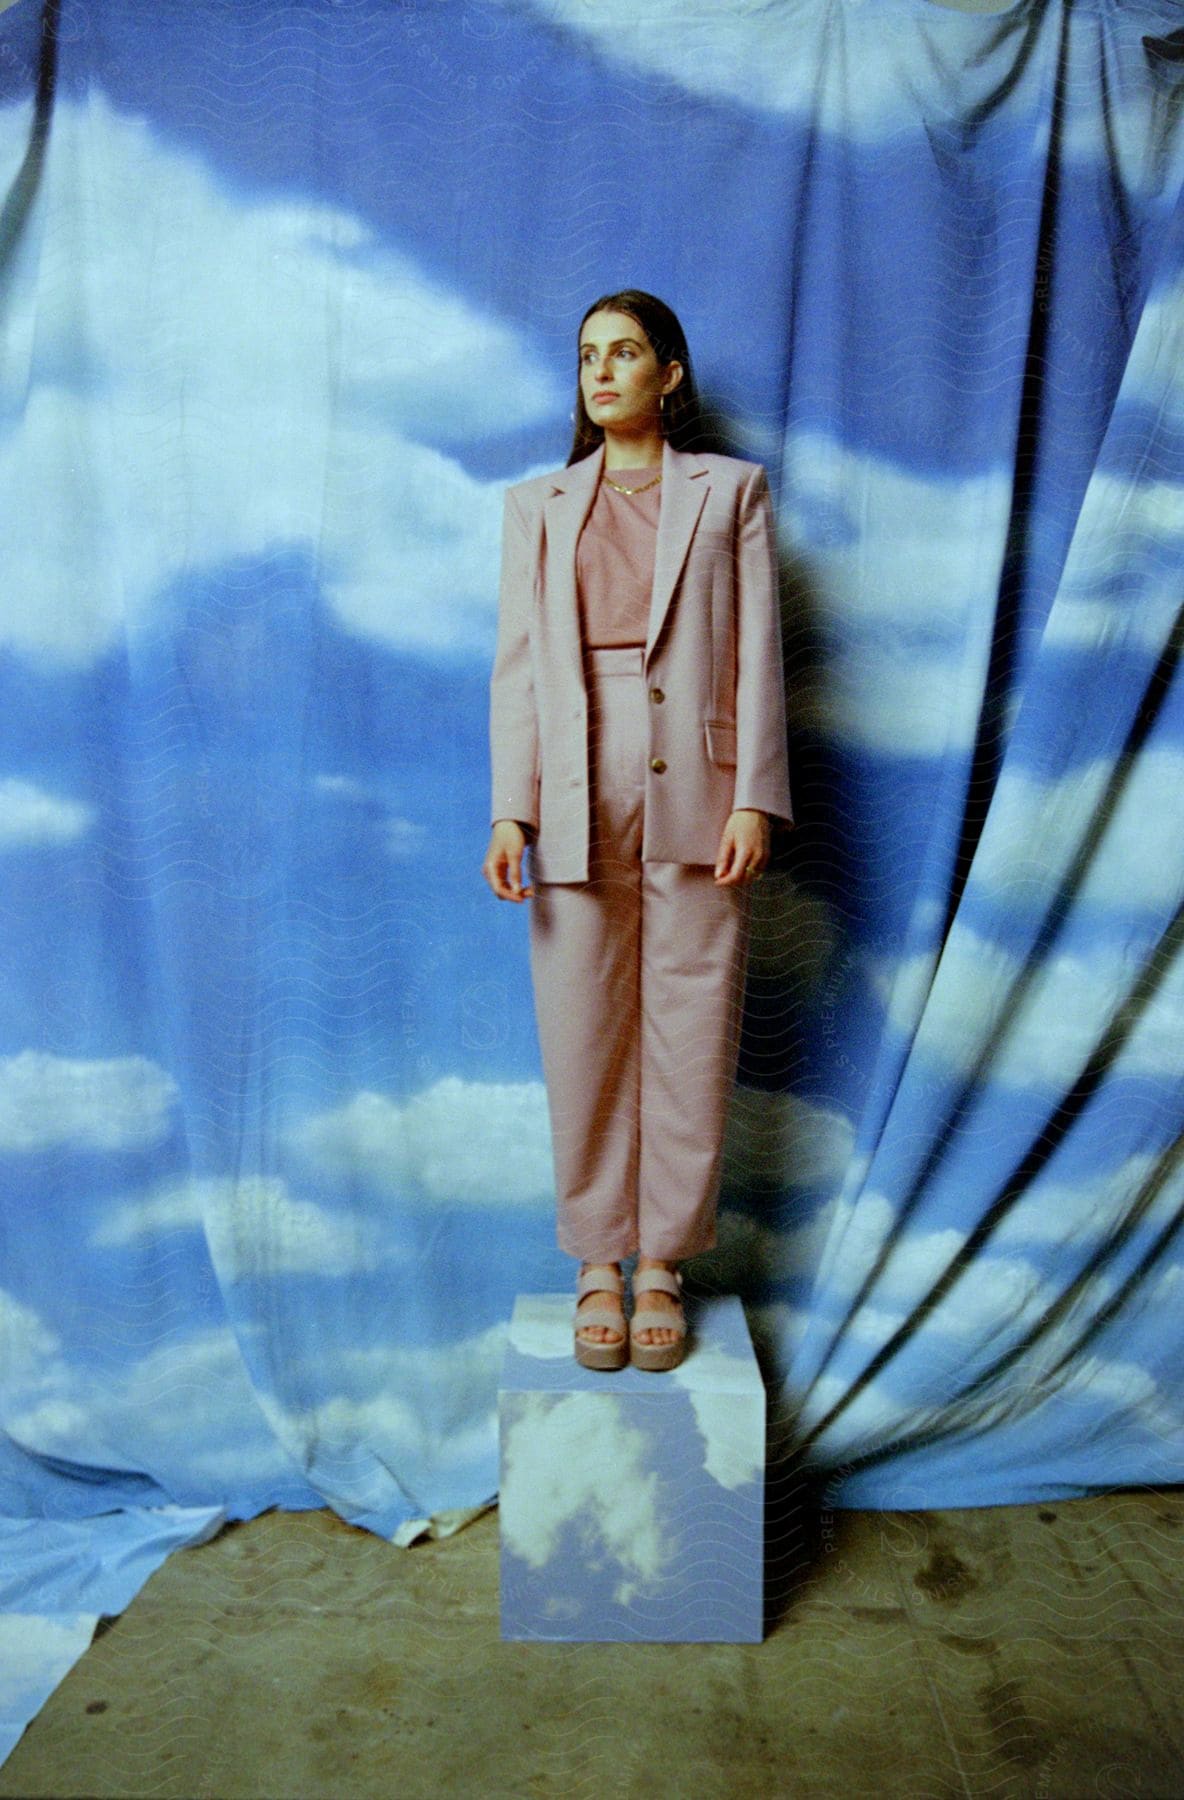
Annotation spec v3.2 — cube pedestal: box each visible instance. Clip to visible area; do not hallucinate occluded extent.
[498,1291,765,1642]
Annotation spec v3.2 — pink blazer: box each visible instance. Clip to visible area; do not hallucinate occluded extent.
[489,437,792,883]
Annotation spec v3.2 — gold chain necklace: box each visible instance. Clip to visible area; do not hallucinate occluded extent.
[602,470,663,496]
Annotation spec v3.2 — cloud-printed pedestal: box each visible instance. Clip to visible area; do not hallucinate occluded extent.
[499,1294,765,1643]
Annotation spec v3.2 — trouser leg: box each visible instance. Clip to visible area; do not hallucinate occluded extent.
[528,646,644,1259]
[637,859,750,1259]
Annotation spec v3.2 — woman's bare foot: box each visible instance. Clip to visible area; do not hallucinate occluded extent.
[632,1256,682,1346]
[576,1261,625,1347]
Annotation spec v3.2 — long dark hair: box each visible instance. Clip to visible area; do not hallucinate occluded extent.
[566,289,703,466]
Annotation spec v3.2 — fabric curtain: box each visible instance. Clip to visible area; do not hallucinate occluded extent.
[1,0,1182,1757]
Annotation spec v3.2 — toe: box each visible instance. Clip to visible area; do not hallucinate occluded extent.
[577,1290,624,1345]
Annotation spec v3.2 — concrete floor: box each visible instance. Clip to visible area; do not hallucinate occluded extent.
[2,1483,1182,1799]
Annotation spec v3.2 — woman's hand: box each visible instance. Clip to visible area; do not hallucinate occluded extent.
[483,819,534,901]
[714,809,770,886]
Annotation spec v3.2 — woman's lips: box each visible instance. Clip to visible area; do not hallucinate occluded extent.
[594,392,617,402]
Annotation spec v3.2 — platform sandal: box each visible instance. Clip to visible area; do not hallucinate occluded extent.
[573,1263,628,1372]
[629,1266,687,1372]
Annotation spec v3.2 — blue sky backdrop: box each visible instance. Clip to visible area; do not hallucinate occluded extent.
[1,0,1183,1748]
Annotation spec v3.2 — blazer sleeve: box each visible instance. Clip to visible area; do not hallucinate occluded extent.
[489,485,541,831]
[732,464,793,828]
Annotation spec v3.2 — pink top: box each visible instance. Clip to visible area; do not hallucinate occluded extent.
[575,464,662,648]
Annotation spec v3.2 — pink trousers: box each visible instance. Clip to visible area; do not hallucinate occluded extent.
[528,644,750,1262]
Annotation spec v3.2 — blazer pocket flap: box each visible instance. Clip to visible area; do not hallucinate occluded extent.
[704,718,737,766]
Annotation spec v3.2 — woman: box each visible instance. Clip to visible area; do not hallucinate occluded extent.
[482,290,792,1373]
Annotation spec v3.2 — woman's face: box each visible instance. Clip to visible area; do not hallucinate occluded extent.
[578,309,682,440]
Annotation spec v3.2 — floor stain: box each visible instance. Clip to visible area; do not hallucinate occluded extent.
[979,1676,1048,1770]
[913,1545,978,1604]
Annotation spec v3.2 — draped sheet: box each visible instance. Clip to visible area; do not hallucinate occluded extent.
[0,0,1182,1756]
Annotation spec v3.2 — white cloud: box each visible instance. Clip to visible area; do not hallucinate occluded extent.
[775,418,1182,762]
[92,1179,212,1246]
[777,432,1014,754]
[792,1364,916,1451]
[776,1196,1062,1346]
[1121,1261,1184,1329]
[0,778,94,848]
[995,1154,1184,1251]
[0,93,560,669]
[795,1189,903,1298]
[209,1322,506,1507]
[869,941,944,1045]
[790,1292,1184,1462]
[752,1195,1110,1376]
[908,1365,1172,1463]
[200,1180,379,1281]
[968,748,1184,914]
[1042,471,1184,654]
[2,1321,296,1490]
[707,1155,1150,1376]
[753,1144,1184,1454]
[506,1294,573,1362]
[0,1051,177,1152]
[93,1175,397,1279]
[1113,935,1184,1081]
[288,1076,554,1205]
[923,1251,1071,1342]
[311,775,427,862]
[769,232,1183,760]
[874,922,1184,1088]
[0,1287,62,1386]
[500,1392,666,1578]
[1042,584,1182,654]
[675,1352,764,1491]
[0,1293,505,1524]
[202,1176,398,1280]
[0,1613,98,1727]
[1033,1351,1183,1443]
[1040,256,1184,651]
[313,774,368,800]
[514,0,1174,200]
[384,817,427,860]
[511,0,1042,138]
[1127,269,1184,410]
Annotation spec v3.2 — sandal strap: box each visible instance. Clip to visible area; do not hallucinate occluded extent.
[630,1306,686,1337]
[632,1268,682,1299]
[574,1306,626,1333]
[577,1265,624,1298]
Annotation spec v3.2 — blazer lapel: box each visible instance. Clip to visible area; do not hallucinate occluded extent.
[541,441,604,680]
[647,439,710,663]
[541,437,710,673]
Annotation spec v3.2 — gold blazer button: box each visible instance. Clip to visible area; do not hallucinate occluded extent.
[649,686,665,703]
[650,757,667,774]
